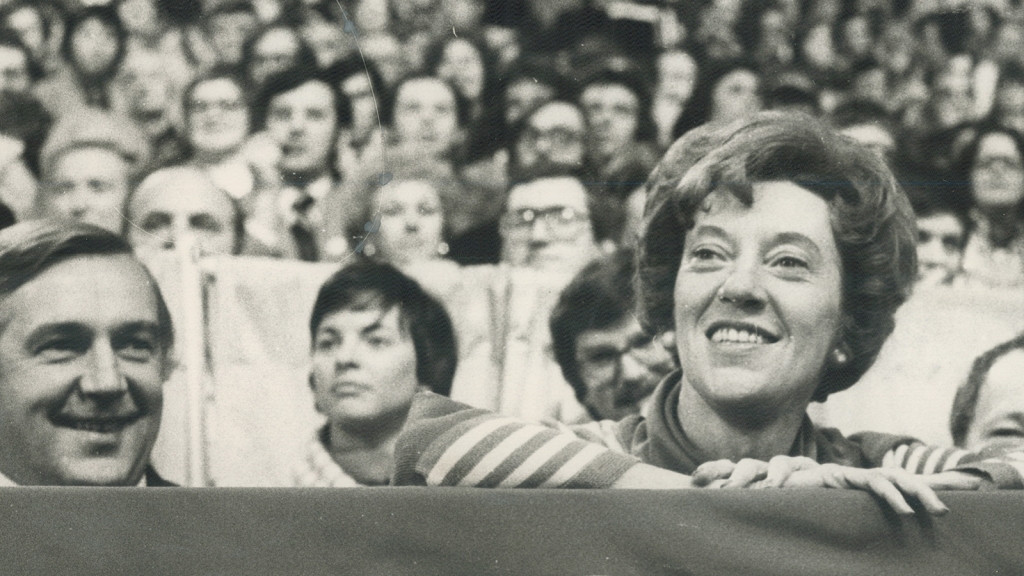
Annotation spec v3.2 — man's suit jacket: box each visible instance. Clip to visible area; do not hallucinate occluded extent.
[144,466,177,487]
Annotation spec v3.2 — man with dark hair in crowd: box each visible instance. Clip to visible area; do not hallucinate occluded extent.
[509,100,588,183]
[950,333,1024,452]
[203,0,260,68]
[550,249,675,421]
[576,66,658,244]
[912,192,970,286]
[252,64,353,261]
[0,220,175,486]
[831,98,899,161]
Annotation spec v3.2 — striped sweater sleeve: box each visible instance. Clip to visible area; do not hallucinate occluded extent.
[392,392,639,488]
[855,433,1024,489]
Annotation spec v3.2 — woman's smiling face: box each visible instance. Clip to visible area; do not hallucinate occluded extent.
[673,181,843,418]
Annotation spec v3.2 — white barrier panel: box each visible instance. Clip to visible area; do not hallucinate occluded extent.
[811,286,1024,445]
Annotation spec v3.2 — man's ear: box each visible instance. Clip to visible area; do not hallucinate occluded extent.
[159,353,178,383]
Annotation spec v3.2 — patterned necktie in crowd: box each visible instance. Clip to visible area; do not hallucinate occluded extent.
[290,188,319,262]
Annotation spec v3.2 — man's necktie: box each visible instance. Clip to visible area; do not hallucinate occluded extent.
[290,189,320,262]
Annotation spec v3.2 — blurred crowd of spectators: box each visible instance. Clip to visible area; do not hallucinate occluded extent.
[0,0,1020,288]
[0,0,1023,490]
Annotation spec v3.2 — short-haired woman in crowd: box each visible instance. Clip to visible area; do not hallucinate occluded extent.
[350,165,455,269]
[390,112,1024,513]
[35,5,128,117]
[382,73,505,264]
[180,67,264,202]
[292,261,456,487]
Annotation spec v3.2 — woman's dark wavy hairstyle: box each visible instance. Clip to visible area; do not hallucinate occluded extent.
[309,260,457,396]
[638,111,917,402]
[60,5,128,79]
[380,73,472,130]
[421,33,501,105]
[949,331,1024,447]
[422,34,507,162]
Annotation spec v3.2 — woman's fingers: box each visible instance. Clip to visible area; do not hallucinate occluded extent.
[785,465,950,516]
[693,459,772,488]
[885,470,950,515]
[692,458,965,515]
[762,455,819,488]
[722,459,769,488]
[692,460,738,487]
[861,470,917,515]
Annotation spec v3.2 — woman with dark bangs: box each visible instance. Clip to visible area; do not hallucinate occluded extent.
[389,112,1024,513]
[292,260,456,487]
[953,125,1024,287]
[35,5,128,117]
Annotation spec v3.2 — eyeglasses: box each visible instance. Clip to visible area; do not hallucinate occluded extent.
[189,99,245,114]
[504,206,588,232]
[577,335,670,375]
[975,156,1024,172]
[520,126,583,148]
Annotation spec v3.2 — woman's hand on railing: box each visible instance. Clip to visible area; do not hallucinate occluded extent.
[691,456,983,516]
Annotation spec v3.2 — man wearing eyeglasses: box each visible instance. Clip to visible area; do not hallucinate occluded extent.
[500,176,601,274]
[511,101,588,182]
[550,249,677,421]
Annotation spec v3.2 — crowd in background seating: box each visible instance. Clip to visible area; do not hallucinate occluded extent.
[0,0,1018,286]
[0,0,1023,486]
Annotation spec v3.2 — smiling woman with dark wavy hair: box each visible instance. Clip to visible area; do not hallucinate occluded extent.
[388,112,1024,513]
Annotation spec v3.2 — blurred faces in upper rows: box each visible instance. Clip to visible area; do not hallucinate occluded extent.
[2,0,1024,285]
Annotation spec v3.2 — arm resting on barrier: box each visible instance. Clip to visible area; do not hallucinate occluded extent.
[393,392,649,488]
[849,431,1024,489]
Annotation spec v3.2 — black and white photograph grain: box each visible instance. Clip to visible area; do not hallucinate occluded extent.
[0,0,1021,574]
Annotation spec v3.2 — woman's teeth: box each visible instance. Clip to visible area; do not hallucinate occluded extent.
[711,328,766,344]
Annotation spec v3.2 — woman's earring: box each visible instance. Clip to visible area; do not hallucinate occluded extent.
[832,348,849,365]
[362,242,376,257]
[437,241,450,256]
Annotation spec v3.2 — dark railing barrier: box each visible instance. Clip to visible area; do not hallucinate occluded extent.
[0,488,1021,575]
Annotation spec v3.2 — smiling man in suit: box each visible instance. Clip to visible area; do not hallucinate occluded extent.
[0,220,174,486]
